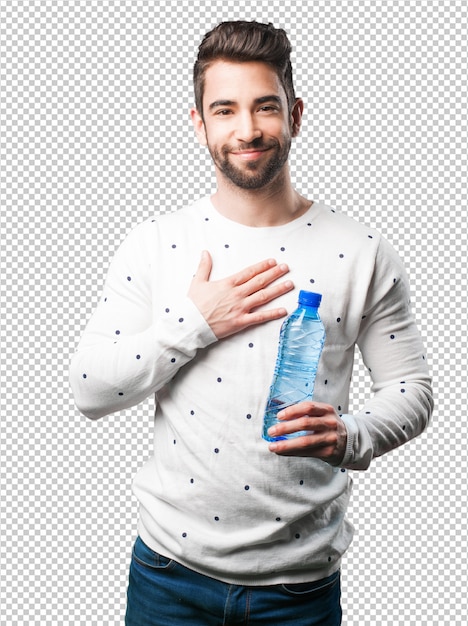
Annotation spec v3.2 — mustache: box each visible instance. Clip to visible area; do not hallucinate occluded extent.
[225,138,279,153]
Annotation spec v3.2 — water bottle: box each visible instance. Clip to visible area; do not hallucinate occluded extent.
[262,291,326,441]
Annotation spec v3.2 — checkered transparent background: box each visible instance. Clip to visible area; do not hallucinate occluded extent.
[1,1,467,624]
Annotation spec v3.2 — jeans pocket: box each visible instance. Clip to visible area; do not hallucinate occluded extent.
[281,570,340,597]
[132,536,176,571]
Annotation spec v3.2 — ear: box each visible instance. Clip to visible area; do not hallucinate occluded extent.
[190,107,207,146]
[290,98,304,138]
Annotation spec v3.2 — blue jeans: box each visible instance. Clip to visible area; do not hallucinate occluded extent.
[125,536,342,625]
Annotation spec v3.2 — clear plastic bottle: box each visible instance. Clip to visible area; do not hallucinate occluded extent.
[262,291,326,441]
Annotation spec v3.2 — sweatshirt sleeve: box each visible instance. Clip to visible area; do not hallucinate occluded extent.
[69,222,217,420]
[339,236,433,470]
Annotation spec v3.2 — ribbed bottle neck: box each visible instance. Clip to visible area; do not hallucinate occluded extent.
[291,305,321,320]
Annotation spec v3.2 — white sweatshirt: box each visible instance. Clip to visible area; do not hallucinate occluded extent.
[70,197,433,585]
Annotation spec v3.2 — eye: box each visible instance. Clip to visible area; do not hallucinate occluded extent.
[215,109,233,116]
[258,105,279,113]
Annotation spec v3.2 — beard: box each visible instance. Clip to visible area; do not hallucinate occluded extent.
[207,136,292,190]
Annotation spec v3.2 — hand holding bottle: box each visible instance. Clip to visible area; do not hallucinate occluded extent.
[267,400,348,466]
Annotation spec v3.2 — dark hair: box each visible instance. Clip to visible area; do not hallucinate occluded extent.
[193,21,296,116]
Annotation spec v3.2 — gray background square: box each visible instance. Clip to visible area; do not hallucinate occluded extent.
[1,0,466,624]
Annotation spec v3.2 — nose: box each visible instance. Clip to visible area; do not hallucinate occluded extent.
[234,112,262,144]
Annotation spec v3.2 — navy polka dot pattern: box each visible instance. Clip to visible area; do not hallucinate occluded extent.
[69,196,433,583]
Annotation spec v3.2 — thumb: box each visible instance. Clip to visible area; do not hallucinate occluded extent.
[194,250,212,282]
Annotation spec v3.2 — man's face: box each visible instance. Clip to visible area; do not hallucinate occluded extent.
[192,60,301,191]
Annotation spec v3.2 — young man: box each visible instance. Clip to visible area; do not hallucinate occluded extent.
[70,21,433,625]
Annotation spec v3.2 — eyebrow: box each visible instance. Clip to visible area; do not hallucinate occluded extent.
[208,95,283,111]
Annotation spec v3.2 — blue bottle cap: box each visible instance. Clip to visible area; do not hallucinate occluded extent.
[298,290,322,307]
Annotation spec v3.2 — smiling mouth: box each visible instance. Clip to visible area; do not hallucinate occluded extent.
[232,148,269,161]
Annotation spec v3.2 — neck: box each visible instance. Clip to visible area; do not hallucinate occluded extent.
[211,166,312,227]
